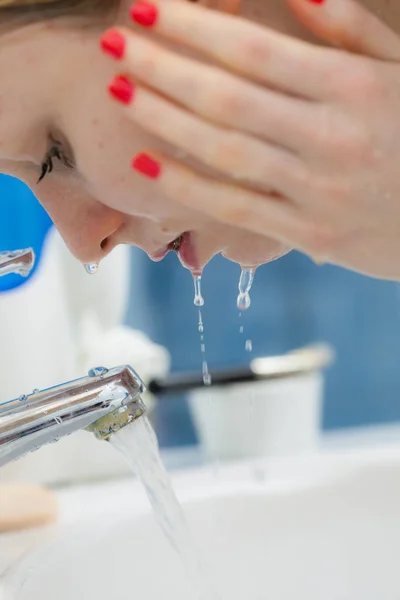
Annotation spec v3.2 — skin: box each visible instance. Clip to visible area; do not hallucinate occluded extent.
[0,0,400,276]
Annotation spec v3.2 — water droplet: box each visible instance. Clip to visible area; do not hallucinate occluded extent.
[88,366,109,377]
[201,343,205,353]
[84,263,99,275]
[193,274,204,307]
[239,325,244,334]
[18,394,27,402]
[237,267,255,311]
[54,416,62,425]
[202,361,212,386]
[198,310,204,333]
[32,389,39,394]
[245,339,253,352]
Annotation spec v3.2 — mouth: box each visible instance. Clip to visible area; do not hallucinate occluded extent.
[150,232,200,272]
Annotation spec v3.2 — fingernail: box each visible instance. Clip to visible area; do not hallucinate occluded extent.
[306,0,325,3]
[130,1,158,27]
[132,153,161,179]
[108,75,135,104]
[100,29,125,59]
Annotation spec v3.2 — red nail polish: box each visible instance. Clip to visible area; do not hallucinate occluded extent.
[100,30,125,59]
[130,1,158,27]
[132,153,161,179]
[108,76,135,104]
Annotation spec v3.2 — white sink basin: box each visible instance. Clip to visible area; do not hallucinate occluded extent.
[2,445,400,599]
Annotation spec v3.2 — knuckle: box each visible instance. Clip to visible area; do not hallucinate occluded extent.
[203,80,248,123]
[209,131,247,173]
[239,34,269,69]
[340,61,383,103]
[314,107,373,165]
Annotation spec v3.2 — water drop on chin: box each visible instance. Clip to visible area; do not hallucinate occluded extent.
[192,273,204,307]
[84,263,99,275]
[237,267,255,311]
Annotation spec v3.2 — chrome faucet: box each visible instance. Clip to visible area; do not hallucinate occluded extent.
[0,365,146,467]
[0,248,36,278]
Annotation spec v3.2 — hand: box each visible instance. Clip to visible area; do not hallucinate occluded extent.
[100,0,400,280]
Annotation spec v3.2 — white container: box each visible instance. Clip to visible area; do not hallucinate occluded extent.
[189,345,333,461]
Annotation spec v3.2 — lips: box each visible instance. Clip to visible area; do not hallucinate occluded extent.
[149,232,200,272]
[176,232,201,273]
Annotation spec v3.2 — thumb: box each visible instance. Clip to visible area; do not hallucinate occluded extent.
[286,0,400,61]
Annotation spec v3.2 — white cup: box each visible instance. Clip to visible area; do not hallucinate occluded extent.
[189,346,332,461]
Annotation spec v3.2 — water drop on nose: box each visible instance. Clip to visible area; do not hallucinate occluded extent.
[88,366,109,377]
[237,267,255,311]
[84,263,99,275]
[193,273,204,307]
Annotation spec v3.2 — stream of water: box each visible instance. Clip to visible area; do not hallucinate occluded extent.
[111,417,220,600]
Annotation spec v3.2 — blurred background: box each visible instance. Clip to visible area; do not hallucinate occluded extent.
[2,174,400,461]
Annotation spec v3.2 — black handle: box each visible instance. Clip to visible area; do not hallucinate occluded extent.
[148,365,256,396]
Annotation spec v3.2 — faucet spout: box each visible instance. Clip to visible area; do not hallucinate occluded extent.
[0,248,35,278]
[0,365,146,467]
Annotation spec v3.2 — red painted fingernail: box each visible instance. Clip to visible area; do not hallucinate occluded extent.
[108,76,135,104]
[132,153,161,179]
[130,1,158,27]
[100,29,125,59]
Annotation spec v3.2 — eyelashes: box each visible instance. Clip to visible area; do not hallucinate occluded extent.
[38,140,73,183]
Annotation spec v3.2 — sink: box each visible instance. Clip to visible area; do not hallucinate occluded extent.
[2,445,400,599]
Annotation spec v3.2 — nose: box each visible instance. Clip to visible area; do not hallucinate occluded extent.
[37,189,124,263]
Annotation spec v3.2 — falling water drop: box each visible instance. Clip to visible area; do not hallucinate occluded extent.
[245,339,253,352]
[237,267,255,311]
[198,310,204,334]
[84,263,99,275]
[193,273,204,307]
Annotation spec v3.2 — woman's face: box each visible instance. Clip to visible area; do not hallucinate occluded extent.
[0,0,312,270]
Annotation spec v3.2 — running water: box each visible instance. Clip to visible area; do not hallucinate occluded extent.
[193,273,211,386]
[111,417,220,600]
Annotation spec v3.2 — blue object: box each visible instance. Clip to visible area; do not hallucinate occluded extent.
[126,248,400,446]
[0,175,53,292]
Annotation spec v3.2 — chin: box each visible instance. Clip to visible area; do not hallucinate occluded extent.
[222,240,291,267]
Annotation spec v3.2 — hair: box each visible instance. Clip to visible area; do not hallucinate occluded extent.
[0,0,118,27]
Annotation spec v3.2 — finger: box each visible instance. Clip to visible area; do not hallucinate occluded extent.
[130,151,318,256]
[286,0,400,60]
[127,0,343,99]
[100,30,316,153]
[107,75,308,199]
